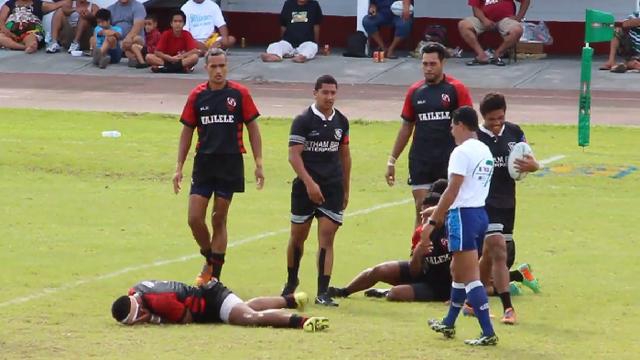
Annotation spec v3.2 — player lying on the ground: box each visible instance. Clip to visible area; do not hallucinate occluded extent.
[111,279,328,332]
[328,190,452,302]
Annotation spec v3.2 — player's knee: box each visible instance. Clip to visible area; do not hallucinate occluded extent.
[211,212,227,228]
[458,19,470,32]
[365,266,378,279]
[187,214,205,228]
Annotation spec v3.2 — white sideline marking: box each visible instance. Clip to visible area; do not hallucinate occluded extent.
[540,155,566,165]
[0,198,412,308]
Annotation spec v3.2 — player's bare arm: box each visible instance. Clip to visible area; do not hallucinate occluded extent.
[339,144,351,210]
[420,174,463,244]
[514,154,540,173]
[246,120,264,189]
[173,125,194,194]
[289,144,324,204]
[386,121,414,186]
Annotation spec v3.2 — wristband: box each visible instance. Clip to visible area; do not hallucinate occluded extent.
[387,155,397,167]
[427,218,437,226]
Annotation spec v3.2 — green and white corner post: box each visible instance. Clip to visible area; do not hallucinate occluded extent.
[579,9,615,147]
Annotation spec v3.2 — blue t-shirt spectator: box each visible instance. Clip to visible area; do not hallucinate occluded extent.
[94,25,123,48]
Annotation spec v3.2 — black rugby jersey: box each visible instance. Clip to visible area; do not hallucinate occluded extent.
[401,75,473,161]
[477,122,527,208]
[288,105,350,184]
[180,81,260,154]
[410,226,452,290]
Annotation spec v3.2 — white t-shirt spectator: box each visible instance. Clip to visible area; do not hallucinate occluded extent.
[448,138,494,209]
[181,0,226,42]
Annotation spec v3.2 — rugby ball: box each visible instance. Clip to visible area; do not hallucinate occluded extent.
[391,1,414,16]
[507,142,533,181]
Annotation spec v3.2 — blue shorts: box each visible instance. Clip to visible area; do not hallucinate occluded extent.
[446,207,488,252]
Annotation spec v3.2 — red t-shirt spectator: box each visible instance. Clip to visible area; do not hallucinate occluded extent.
[156,29,198,56]
[468,0,516,22]
[145,28,161,54]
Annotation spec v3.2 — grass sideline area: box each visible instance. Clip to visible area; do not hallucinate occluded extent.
[1,108,639,359]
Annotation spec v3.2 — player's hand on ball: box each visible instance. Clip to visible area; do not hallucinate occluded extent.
[172,171,183,194]
[305,181,325,205]
[255,166,264,190]
[514,154,539,173]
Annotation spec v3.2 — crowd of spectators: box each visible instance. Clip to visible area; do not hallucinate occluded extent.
[1,0,638,74]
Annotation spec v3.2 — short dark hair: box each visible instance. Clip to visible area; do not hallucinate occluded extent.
[421,41,448,61]
[111,296,130,323]
[205,47,227,64]
[422,192,441,207]
[145,13,158,22]
[172,10,186,23]
[479,92,507,116]
[452,106,479,131]
[314,74,338,91]
[431,179,448,195]
[95,8,111,22]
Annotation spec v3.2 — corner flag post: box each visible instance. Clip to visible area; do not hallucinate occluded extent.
[580,9,615,147]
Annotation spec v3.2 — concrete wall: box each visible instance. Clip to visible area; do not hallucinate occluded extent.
[219,0,638,20]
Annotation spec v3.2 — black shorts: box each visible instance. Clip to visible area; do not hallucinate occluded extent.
[194,280,234,323]
[397,261,450,301]
[485,205,516,268]
[190,153,244,200]
[407,158,448,189]
[290,178,344,225]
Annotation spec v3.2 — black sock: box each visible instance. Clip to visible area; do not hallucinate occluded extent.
[282,294,297,309]
[288,314,307,328]
[317,248,330,295]
[318,275,331,296]
[210,252,225,279]
[200,248,213,262]
[498,292,513,311]
[510,270,523,282]
[287,246,302,285]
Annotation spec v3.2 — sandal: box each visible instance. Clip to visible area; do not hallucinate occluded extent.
[490,57,506,66]
[599,64,612,71]
[466,57,489,66]
[611,63,627,73]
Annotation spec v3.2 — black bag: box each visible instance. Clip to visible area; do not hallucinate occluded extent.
[424,25,447,46]
[342,31,368,58]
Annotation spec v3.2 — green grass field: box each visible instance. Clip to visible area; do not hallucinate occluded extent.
[1,108,639,359]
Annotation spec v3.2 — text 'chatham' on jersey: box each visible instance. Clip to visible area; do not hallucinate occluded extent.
[478,122,527,209]
[180,80,260,154]
[401,75,473,160]
[288,106,350,184]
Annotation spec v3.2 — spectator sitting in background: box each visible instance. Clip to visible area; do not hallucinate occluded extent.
[599,11,640,73]
[107,0,146,67]
[46,0,99,54]
[130,14,161,69]
[458,0,530,66]
[362,0,413,59]
[92,8,122,69]
[260,0,323,63]
[180,0,235,53]
[0,0,70,53]
[145,10,199,73]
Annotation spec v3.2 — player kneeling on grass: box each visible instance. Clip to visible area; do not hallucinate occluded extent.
[328,184,452,302]
[111,279,328,332]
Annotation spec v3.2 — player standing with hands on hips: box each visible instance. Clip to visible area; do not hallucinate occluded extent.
[281,75,351,307]
[417,106,498,346]
[173,48,264,285]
